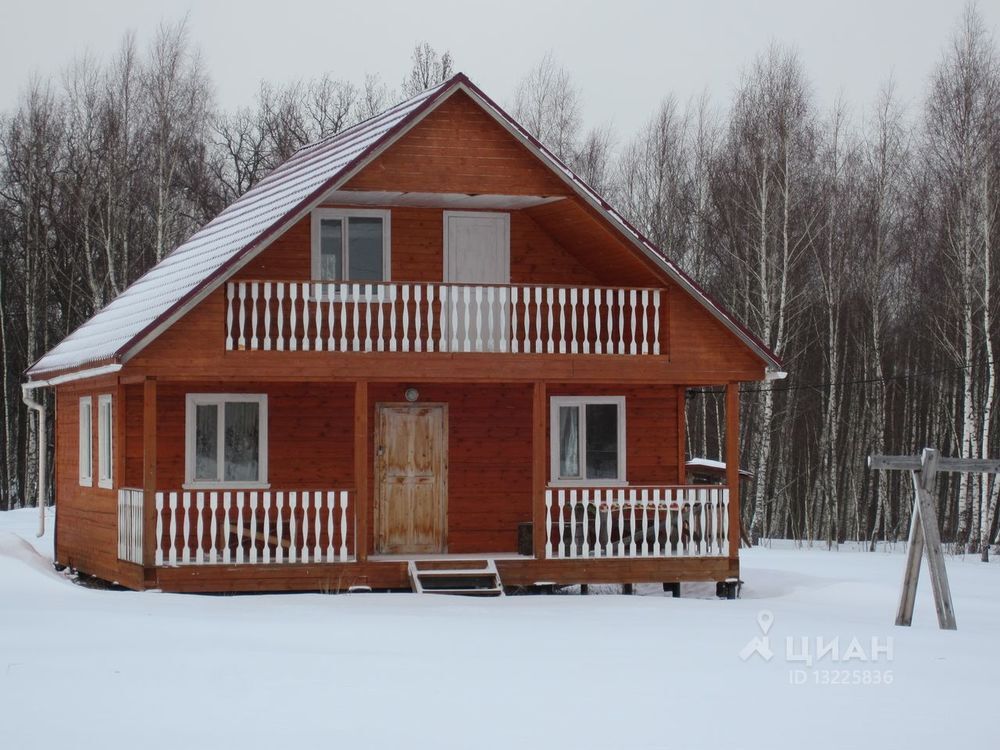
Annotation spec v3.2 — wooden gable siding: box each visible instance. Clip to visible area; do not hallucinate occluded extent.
[53,383,143,588]
[344,91,570,196]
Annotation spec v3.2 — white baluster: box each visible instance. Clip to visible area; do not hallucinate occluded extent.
[340,490,349,561]
[263,282,273,351]
[275,492,284,563]
[155,493,164,566]
[544,490,553,558]
[558,288,566,354]
[426,285,436,353]
[249,491,259,563]
[569,288,578,354]
[326,491,336,562]
[651,489,661,556]
[440,286,450,352]
[463,286,472,352]
[616,489,625,557]
[653,290,661,355]
[276,283,285,351]
[640,489,650,557]
[300,491,310,563]
[226,283,234,350]
[582,288,591,354]
[363,285,373,352]
[288,492,298,563]
[313,490,323,561]
[686,490,695,556]
[209,491,218,563]
[236,283,247,350]
[288,283,298,351]
[722,488,730,556]
[594,489,606,557]
[340,283,350,351]
[594,289,602,354]
[580,489,591,557]
[376,285,385,352]
[474,286,484,352]
[534,287,543,353]
[235,491,245,564]
[415,285,424,352]
[401,285,410,352]
[605,289,615,354]
[557,489,567,558]
[545,287,554,353]
[640,290,650,355]
[666,489,675,557]
[568,489,577,558]
[313,283,323,351]
[486,286,496,352]
[223,492,232,564]
[262,492,271,564]
[628,489,637,556]
[617,289,626,354]
[628,289,637,355]
[327,284,336,351]
[498,286,509,353]
[195,491,205,564]
[251,283,260,349]
[168,492,178,565]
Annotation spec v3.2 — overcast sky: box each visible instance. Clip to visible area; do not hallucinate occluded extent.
[2,0,997,137]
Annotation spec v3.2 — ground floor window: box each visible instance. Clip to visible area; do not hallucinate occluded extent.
[185,394,268,488]
[549,396,626,485]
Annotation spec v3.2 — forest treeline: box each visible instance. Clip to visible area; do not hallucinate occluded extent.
[2,7,998,558]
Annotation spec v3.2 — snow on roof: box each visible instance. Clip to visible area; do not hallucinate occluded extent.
[686,458,754,477]
[27,73,781,379]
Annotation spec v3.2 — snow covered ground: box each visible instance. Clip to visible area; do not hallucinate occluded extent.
[0,508,996,750]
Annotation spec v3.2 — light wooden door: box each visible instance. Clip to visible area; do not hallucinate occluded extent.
[375,404,448,554]
[443,211,510,351]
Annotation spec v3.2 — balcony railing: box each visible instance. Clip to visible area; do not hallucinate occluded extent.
[117,488,354,566]
[225,281,663,356]
[543,486,731,559]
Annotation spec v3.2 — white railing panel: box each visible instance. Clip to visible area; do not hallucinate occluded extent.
[544,486,731,559]
[117,488,144,564]
[151,489,355,566]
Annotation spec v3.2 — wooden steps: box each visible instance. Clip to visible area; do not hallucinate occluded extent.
[407,559,504,596]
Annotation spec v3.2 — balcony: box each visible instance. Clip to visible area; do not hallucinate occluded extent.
[225,280,663,356]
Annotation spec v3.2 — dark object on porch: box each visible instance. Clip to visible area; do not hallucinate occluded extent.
[518,522,533,556]
[662,581,680,597]
[716,577,742,599]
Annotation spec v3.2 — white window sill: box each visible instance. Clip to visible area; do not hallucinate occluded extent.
[98,479,113,490]
[80,478,93,488]
[182,481,271,491]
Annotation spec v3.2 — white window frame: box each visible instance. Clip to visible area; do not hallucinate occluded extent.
[549,396,627,487]
[79,396,93,487]
[310,208,391,284]
[97,394,113,489]
[184,393,269,490]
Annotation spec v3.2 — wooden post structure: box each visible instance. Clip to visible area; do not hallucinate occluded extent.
[869,447,963,630]
[725,383,740,560]
[532,381,547,560]
[354,381,369,562]
[142,377,158,576]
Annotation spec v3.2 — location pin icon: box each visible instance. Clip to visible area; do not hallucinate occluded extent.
[757,610,774,634]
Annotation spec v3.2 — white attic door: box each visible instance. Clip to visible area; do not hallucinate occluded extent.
[443,211,510,284]
[442,211,511,351]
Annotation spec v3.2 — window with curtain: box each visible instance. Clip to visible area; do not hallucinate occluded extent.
[185,394,268,487]
[550,396,626,484]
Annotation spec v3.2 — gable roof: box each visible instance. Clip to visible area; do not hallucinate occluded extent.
[27,73,782,379]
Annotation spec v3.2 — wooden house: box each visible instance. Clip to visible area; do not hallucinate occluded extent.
[23,74,783,595]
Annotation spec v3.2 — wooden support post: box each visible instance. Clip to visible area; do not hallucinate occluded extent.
[725,383,740,559]
[532,381,547,560]
[354,381,369,562]
[676,386,687,483]
[142,377,157,574]
[895,448,957,630]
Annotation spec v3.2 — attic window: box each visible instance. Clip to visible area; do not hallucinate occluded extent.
[311,208,391,283]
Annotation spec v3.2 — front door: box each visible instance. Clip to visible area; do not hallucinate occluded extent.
[375,404,448,554]
[443,211,510,351]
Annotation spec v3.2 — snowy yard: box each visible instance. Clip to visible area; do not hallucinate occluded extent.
[0,509,996,750]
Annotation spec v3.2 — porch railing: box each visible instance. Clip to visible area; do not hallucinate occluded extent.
[117,488,144,564]
[544,486,731,559]
[115,489,355,566]
[225,280,662,356]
